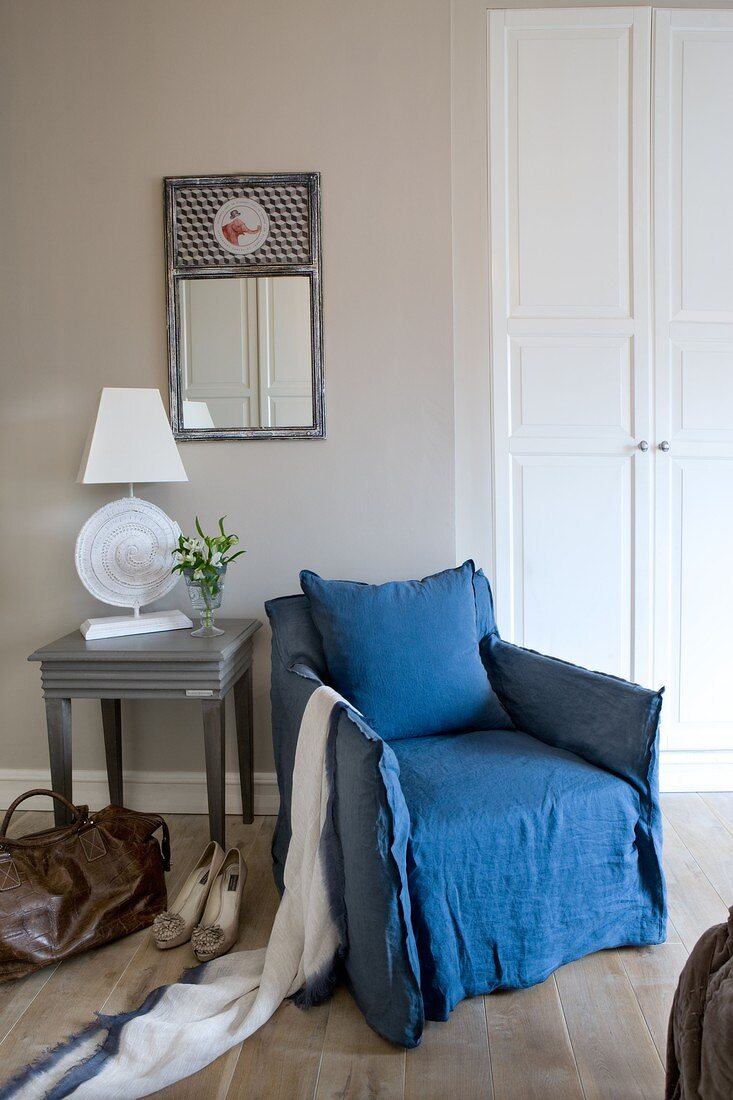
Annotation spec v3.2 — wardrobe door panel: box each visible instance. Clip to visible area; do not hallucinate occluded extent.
[508,28,630,317]
[674,459,733,730]
[673,35,733,321]
[512,455,632,678]
[654,10,733,762]
[489,8,652,682]
[509,336,632,440]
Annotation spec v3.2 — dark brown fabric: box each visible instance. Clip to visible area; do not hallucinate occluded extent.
[0,789,169,982]
[666,907,733,1100]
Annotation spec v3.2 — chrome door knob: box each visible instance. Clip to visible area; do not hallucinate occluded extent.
[638,440,649,452]
[658,440,671,452]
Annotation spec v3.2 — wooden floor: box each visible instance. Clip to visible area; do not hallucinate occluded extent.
[1,794,731,1099]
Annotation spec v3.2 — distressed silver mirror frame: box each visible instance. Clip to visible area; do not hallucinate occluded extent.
[164,172,325,440]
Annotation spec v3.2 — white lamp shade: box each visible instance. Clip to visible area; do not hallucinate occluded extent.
[182,399,215,429]
[77,388,188,484]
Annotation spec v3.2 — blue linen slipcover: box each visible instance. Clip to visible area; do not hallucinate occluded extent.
[265,574,666,1048]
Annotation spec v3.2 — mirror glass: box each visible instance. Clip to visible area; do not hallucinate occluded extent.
[179,275,314,430]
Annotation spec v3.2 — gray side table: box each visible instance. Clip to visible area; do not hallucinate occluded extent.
[28,619,261,848]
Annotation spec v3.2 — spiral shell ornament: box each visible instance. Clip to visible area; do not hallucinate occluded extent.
[75,497,181,609]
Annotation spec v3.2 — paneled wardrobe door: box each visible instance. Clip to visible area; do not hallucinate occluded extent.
[653,10,733,767]
[488,8,653,683]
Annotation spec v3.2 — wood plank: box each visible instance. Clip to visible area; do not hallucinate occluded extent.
[0,813,214,1080]
[663,793,733,906]
[661,813,729,951]
[0,967,58,1046]
[150,817,279,1100]
[703,792,733,831]
[3,800,728,1100]
[220,819,331,1100]
[314,986,405,1100]
[617,943,688,1061]
[484,977,582,1100]
[405,997,493,1100]
[555,950,664,1099]
[223,1000,330,1100]
[702,792,733,837]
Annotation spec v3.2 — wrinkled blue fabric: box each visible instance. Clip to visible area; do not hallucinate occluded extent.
[299,561,512,740]
[265,578,667,1049]
[266,594,424,1046]
[391,728,665,1020]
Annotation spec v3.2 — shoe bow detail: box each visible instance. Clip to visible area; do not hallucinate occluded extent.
[192,923,225,957]
[152,911,186,943]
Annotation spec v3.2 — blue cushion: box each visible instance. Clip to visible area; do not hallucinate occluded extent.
[391,728,667,1020]
[299,561,512,741]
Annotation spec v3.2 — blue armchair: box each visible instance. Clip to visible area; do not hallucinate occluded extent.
[265,565,666,1048]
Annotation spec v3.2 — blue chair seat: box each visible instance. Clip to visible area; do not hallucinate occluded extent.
[391,728,652,1020]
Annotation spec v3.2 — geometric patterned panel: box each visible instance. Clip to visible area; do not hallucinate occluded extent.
[175,183,311,267]
[0,857,21,891]
[78,827,107,863]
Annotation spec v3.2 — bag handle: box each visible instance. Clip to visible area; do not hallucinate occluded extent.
[1,789,83,837]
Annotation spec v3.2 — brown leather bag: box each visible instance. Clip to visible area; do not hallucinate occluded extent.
[0,789,170,982]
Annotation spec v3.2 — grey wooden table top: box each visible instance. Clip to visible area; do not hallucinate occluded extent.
[28,618,262,664]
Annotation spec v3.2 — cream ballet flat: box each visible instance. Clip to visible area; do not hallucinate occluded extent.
[191,848,247,962]
[152,840,225,949]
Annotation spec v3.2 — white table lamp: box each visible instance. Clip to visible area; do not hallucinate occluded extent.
[75,388,193,639]
[181,400,215,429]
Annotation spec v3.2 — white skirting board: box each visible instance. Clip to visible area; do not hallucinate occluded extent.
[658,750,733,794]
[1,752,731,813]
[0,769,280,816]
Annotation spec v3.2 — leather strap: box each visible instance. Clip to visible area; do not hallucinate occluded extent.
[0,789,81,837]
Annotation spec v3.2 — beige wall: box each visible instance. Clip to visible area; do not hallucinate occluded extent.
[0,0,454,785]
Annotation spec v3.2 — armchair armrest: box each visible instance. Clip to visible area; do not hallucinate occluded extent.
[265,605,424,1047]
[483,636,664,795]
[331,708,424,1047]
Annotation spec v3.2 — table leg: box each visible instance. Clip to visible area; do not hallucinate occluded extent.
[202,699,226,848]
[101,699,123,806]
[233,666,254,825]
[45,698,72,825]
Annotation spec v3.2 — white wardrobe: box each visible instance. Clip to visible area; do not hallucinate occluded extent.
[486,8,733,789]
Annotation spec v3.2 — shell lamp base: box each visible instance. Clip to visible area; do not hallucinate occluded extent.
[80,610,194,640]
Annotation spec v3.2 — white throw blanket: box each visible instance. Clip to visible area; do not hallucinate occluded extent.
[2,685,344,1100]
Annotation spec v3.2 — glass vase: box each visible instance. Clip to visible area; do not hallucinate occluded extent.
[183,565,227,638]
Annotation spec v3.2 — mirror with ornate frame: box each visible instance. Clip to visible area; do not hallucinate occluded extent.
[165,172,324,440]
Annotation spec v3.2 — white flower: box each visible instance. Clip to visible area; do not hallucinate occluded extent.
[210,550,223,567]
[193,568,204,580]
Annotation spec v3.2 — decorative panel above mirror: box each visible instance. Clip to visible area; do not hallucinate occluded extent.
[165,173,324,440]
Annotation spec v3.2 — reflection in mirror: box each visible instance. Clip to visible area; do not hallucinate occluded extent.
[179,276,313,430]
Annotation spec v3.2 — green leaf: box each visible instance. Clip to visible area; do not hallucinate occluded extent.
[218,516,227,538]
[195,516,205,540]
